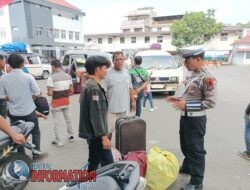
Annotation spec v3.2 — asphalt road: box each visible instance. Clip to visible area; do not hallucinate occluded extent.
[26,65,250,190]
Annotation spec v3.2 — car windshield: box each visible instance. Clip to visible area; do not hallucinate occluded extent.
[71,55,86,68]
[141,55,177,69]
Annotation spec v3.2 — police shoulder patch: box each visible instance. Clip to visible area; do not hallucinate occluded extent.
[92,95,99,101]
[205,77,216,90]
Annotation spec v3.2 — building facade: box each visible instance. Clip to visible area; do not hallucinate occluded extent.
[85,7,243,59]
[204,25,243,58]
[0,5,12,44]
[231,35,250,65]
[0,0,85,58]
[85,7,178,53]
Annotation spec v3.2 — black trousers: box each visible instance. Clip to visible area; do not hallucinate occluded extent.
[9,110,41,154]
[180,116,207,185]
[0,100,8,118]
[87,138,114,171]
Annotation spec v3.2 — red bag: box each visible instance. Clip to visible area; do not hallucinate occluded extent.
[124,151,147,177]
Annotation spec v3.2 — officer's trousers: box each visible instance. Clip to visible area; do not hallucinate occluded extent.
[180,115,207,185]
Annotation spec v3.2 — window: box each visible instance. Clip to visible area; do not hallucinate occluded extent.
[220,33,228,41]
[131,37,136,43]
[35,27,42,36]
[40,57,50,65]
[69,31,73,40]
[27,56,39,65]
[53,29,59,39]
[120,37,125,44]
[108,38,113,44]
[145,27,151,32]
[134,28,142,32]
[157,27,162,31]
[75,32,80,40]
[0,28,6,38]
[46,28,52,38]
[62,55,70,66]
[61,30,66,39]
[157,36,163,43]
[246,52,250,59]
[123,29,130,33]
[12,26,19,31]
[141,56,177,69]
[145,36,150,43]
[87,38,92,42]
[98,38,102,44]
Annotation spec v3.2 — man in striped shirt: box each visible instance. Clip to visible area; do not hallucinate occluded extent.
[47,59,75,147]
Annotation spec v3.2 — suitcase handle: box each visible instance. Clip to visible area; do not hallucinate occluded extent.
[122,116,138,120]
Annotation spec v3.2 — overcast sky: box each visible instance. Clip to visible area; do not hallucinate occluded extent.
[67,0,250,34]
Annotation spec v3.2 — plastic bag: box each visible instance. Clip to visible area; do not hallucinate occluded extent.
[146,146,179,190]
[111,148,122,162]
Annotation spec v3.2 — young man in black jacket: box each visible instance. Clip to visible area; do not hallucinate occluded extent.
[79,56,113,171]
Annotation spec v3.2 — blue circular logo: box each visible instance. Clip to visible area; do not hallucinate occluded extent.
[5,160,30,181]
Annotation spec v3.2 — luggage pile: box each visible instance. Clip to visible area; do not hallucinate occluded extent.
[114,116,179,190]
[61,116,179,190]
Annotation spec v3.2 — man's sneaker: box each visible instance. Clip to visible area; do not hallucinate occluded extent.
[238,151,250,160]
[69,136,75,142]
[51,141,63,147]
[149,108,154,112]
[33,152,48,161]
[181,183,203,190]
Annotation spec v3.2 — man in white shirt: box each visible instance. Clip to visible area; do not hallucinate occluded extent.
[105,51,136,139]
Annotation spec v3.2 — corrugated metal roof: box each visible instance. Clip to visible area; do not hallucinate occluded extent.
[223,25,243,31]
[234,36,250,44]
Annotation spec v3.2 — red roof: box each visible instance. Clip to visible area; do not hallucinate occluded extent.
[48,0,80,11]
[234,36,250,44]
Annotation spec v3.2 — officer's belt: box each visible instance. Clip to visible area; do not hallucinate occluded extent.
[181,110,206,117]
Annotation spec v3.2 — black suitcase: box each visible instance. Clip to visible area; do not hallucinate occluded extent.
[115,116,146,155]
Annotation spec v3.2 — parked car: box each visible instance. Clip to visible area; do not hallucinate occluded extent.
[0,52,52,79]
[135,50,183,95]
[62,49,112,93]
[62,49,112,72]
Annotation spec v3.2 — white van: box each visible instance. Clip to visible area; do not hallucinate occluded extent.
[62,49,112,74]
[24,54,52,79]
[135,50,183,94]
[2,52,52,79]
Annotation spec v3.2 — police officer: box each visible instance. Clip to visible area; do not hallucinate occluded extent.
[166,45,217,190]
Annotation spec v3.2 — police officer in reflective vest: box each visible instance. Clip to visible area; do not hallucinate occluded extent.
[167,45,217,190]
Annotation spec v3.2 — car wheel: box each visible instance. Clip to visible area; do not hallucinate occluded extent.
[42,71,50,79]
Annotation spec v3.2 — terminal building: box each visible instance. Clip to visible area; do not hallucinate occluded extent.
[0,0,85,58]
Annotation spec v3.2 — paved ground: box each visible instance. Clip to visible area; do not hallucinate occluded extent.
[26,65,250,190]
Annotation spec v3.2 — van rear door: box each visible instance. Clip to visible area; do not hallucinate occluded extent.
[25,55,42,77]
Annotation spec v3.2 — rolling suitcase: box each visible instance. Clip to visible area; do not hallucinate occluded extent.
[115,116,146,155]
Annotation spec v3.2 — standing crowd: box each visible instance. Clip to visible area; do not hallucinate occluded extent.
[0,46,249,190]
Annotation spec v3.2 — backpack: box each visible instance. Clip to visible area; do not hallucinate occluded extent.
[34,96,50,115]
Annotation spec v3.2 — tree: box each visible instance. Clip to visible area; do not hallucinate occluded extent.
[170,9,222,48]
[236,21,250,28]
